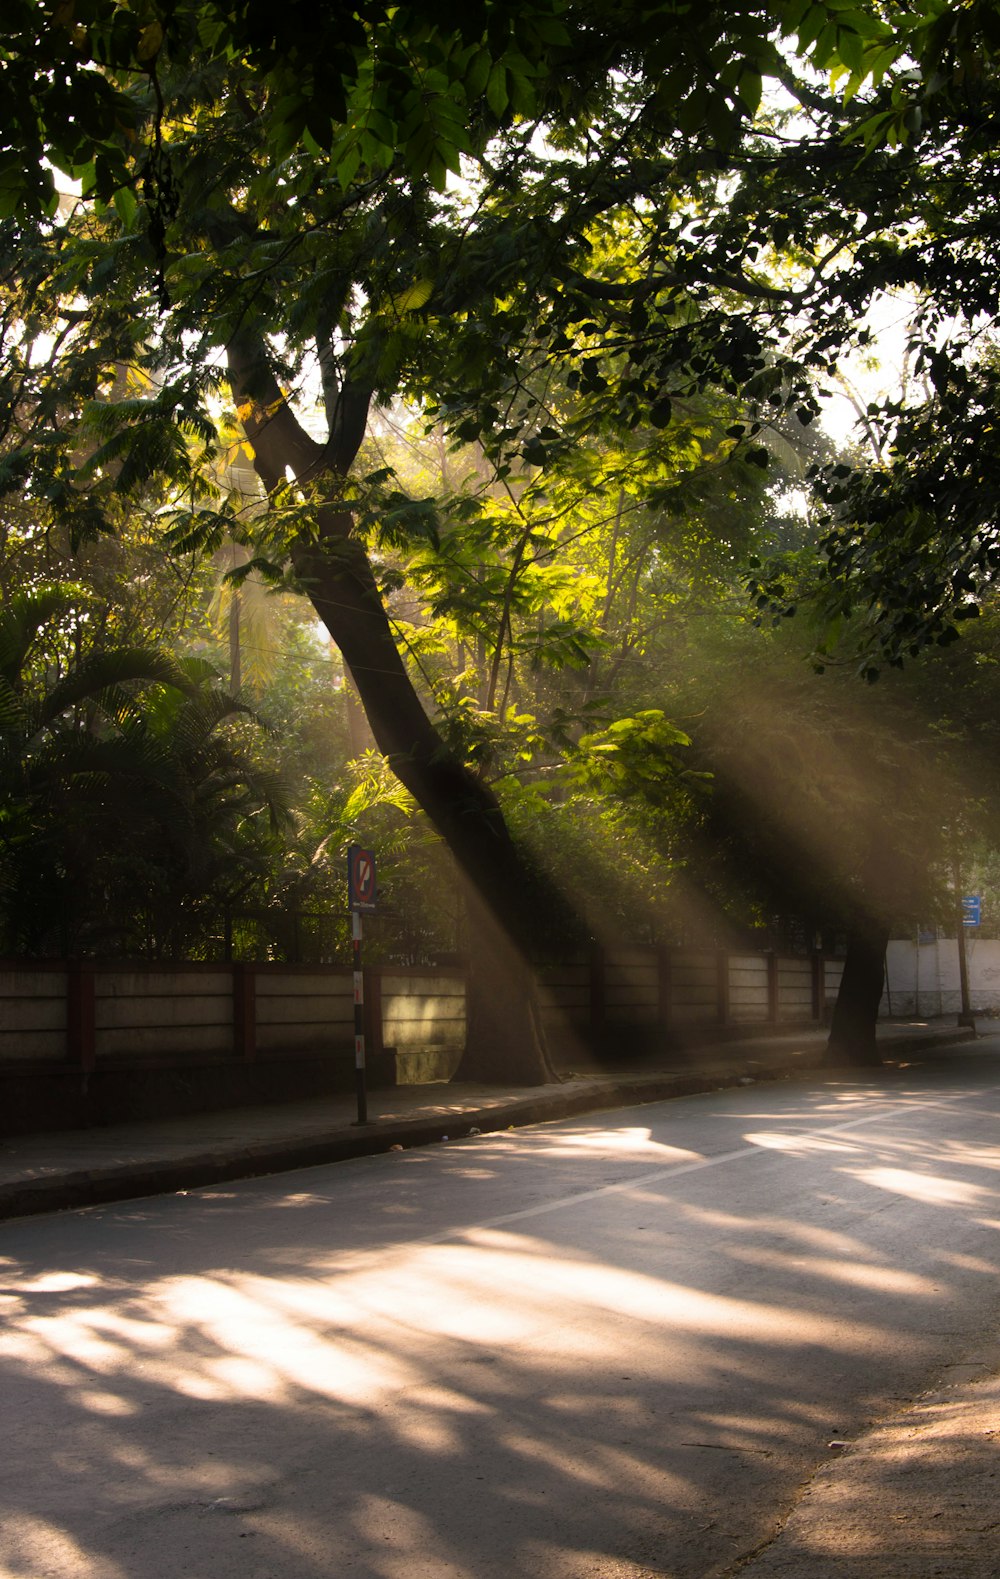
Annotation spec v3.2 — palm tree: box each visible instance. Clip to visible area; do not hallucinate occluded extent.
[0,585,287,956]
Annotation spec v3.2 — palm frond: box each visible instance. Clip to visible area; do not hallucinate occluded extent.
[0,583,84,685]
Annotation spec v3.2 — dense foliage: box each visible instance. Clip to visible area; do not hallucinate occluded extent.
[2,2,1000,1069]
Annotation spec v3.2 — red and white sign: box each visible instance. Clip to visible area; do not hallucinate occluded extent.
[347,845,377,912]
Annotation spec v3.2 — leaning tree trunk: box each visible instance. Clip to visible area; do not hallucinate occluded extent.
[823,921,889,1067]
[228,333,557,1085]
[294,527,559,1084]
[456,892,556,1084]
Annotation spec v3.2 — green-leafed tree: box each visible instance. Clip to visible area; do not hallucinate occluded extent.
[3,1,997,1072]
[0,585,288,955]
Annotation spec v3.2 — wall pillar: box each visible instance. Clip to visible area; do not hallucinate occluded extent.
[233,962,256,1061]
[767,952,779,1023]
[589,943,606,1032]
[67,962,96,1071]
[811,952,824,1021]
[363,965,383,1057]
[657,946,672,1031]
[716,949,730,1025]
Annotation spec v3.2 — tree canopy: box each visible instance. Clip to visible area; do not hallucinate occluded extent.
[3,0,1000,1073]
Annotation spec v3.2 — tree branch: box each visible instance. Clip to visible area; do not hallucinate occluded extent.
[226,328,325,492]
[326,375,373,473]
[562,262,797,308]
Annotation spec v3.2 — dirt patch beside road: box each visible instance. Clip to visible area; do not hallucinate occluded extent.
[735,1348,1000,1577]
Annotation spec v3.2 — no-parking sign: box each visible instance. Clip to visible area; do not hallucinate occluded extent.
[347,845,378,912]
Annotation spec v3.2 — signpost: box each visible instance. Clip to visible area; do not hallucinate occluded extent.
[962,894,982,927]
[347,845,377,1125]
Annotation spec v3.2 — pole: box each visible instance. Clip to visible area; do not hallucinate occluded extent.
[953,854,976,1030]
[352,909,369,1124]
[914,928,920,1018]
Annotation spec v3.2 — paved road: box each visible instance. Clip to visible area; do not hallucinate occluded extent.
[3,1053,1000,1578]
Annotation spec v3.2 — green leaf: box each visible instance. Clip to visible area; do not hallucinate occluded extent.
[737,68,762,115]
[335,141,362,190]
[465,47,493,101]
[391,278,434,313]
[486,63,509,118]
[113,186,137,229]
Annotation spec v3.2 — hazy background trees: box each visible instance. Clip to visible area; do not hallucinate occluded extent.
[3,1,1000,1073]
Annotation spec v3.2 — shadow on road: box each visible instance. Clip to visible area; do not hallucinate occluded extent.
[2,1064,1000,1578]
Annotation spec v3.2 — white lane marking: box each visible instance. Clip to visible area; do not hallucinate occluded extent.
[450,1091,984,1237]
[170,1085,988,1272]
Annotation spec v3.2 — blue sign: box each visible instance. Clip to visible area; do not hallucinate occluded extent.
[962,894,982,927]
[347,845,377,912]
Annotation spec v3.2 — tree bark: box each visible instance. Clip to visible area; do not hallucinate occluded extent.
[343,666,373,757]
[455,893,555,1084]
[823,922,889,1066]
[227,333,557,1084]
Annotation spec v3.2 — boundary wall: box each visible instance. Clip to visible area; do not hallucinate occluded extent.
[537,946,840,1039]
[0,961,465,1076]
[0,947,838,1132]
[0,946,837,1070]
[883,938,1000,1017]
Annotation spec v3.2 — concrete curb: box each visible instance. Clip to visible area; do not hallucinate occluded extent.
[0,1026,975,1223]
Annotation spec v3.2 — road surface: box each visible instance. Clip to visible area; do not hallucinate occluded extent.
[3,1049,1000,1577]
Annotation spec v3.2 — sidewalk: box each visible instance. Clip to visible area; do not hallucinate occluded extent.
[0,1018,974,1223]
